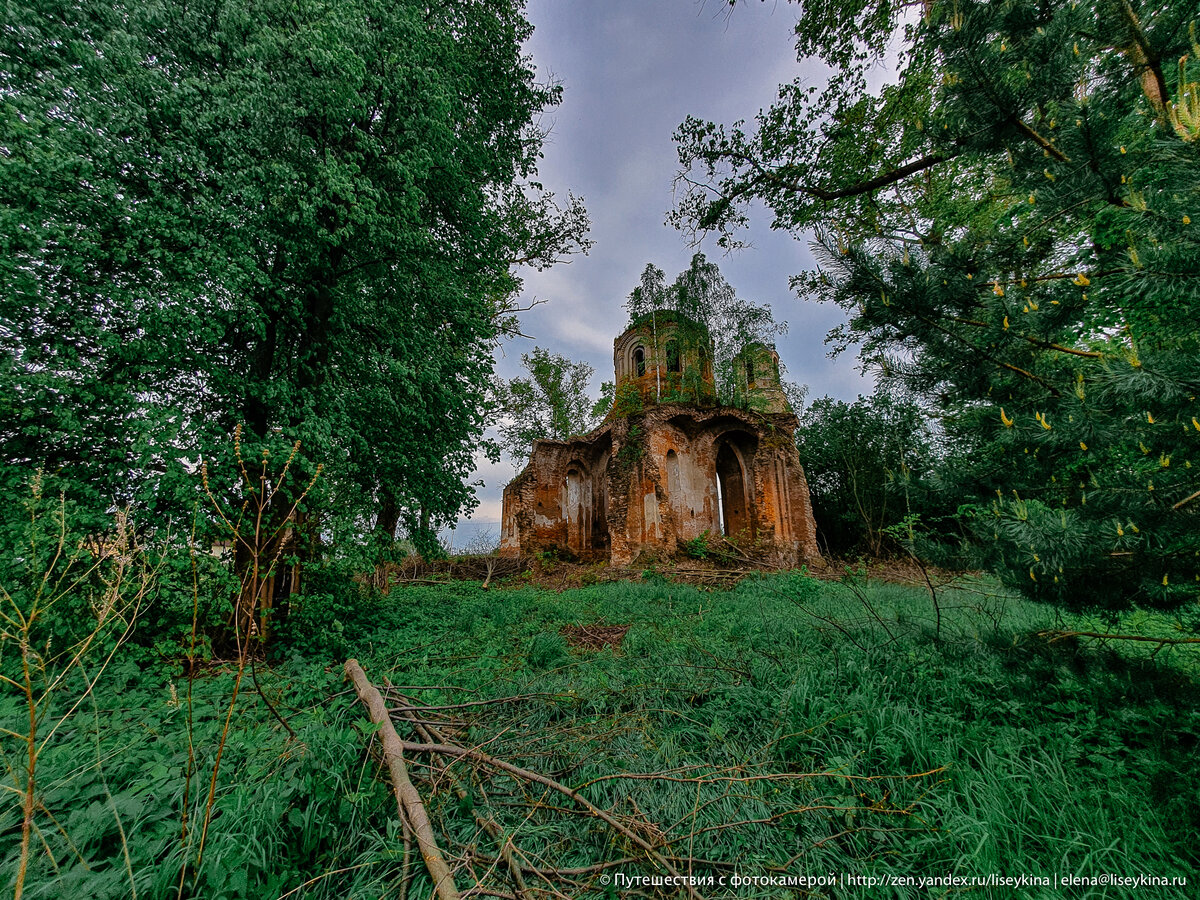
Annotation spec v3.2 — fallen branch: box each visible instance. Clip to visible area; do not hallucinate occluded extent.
[382,693,567,713]
[399,740,705,900]
[390,689,531,900]
[720,537,781,568]
[1039,629,1200,655]
[344,659,462,900]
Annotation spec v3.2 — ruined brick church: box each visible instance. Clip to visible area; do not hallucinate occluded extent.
[499,312,819,566]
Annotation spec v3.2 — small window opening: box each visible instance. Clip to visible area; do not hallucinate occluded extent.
[666,340,680,373]
[634,346,646,377]
[745,359,755,387]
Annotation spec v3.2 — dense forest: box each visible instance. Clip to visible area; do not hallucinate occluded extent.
[2,1,1198,898]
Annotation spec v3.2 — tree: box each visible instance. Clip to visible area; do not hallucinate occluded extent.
[796,390,935,557]
[675,0,1200,611]
[1,0,590,569]
[493,348,600,463]
[625,254,786,407]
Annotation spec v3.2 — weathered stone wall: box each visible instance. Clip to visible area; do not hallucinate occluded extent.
[500,404,818,566]
[611,312,717,408]
[499,430,612,560]
[500,316,819,567]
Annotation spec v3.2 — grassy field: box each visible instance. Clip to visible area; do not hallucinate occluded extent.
[3,570,1197,898]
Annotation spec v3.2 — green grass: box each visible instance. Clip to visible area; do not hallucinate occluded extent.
[3,573,1197,898]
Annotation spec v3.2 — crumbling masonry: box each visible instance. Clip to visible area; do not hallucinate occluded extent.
[499,313,819,566]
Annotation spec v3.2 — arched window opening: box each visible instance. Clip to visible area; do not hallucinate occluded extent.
[666,340,680,373]
[633,346,646,377]
[744,359,755,387]
[715,441,750,540]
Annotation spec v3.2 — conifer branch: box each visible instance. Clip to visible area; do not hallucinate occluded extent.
[1040,629,1200,648]
[1116,0,1170,125]
[946,315,1103,358]
[758,154,955,205]
[882,298,1062,395]
[1012,117,1070,162]
[1172,488,1200,510]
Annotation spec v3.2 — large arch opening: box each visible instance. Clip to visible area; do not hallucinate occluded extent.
[565,463,591,555]
[592,448,612,553]
[715,440,751,540]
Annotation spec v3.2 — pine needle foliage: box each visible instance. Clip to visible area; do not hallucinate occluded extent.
[674,0,1200,611]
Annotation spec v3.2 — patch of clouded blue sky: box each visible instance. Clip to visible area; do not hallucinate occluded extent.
[448,0,876,547]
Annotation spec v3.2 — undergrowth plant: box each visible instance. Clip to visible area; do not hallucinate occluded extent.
[5,556,1197,898]
[179,429,321,892]
[0,472,160,900]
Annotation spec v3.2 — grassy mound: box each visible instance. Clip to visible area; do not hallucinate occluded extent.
[4,573,1196,898]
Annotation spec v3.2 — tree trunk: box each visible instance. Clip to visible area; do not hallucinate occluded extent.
[377,490,400,552]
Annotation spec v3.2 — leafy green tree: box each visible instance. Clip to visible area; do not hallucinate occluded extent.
[675,0,1200,610]
[493,348,599,463]
[796,390,935,556]
[625,254,786,407]
[1,0,589,563]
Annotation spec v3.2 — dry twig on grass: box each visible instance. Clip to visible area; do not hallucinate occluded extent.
[389,689,532,900]
[396,739,705,900]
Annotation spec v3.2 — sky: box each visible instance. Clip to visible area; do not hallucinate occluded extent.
[448,0,876,547]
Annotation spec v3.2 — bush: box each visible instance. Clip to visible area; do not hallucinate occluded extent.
[273,569,385,661]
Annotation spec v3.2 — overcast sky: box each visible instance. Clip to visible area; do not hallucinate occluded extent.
[449,0,875,546]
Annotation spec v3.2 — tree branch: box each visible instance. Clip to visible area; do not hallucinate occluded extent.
[1012,117,1070,162]
[759,152,954,203]
[398,740,705,900]
[345,660,461,900]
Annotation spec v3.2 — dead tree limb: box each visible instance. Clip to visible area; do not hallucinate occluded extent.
[344,659,462,900]
[399,740,705,900]
[719,536,781,568]
[390,689,531,900]
[1039,630,1200,657]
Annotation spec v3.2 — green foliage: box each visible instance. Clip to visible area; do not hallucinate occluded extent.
[526,631,570,670]
[796,389,940,556]
[492,347,600,462]
[615,424,645,469]
[0,0,589,549]
[5,569,1199,897]
[679,529,746,565]
[273,575,382,663]
[608,381,644,419]
[0,657,380,900]
[680,532,712,559]
[675,0,1200,613]
[590,380,616,420]
[0,472,157,660]
[625,254,786,408]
